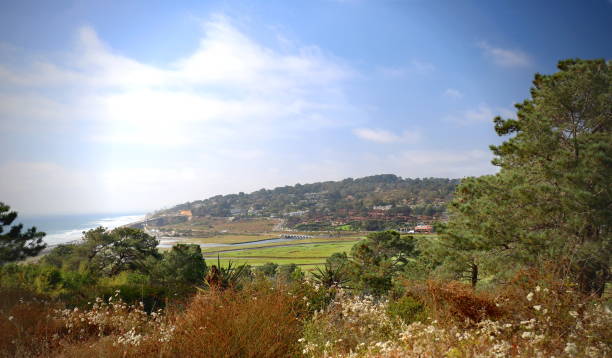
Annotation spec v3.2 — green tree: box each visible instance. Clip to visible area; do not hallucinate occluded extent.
[154,244,207,285]
[350,231,419,295]
[0,202,46,265]
[256,262,279,278]
[83,226,160,276]
[442,59,611,294]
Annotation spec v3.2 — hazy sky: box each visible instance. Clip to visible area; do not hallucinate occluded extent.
[1,0,610,215]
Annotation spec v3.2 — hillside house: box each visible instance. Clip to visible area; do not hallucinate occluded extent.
[179,210,193,221]
[414,225,433,234]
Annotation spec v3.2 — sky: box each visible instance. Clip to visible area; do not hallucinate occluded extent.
[0,0,610,215]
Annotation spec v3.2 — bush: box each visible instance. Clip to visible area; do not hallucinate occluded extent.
[405,280,503,324]
[0,288,62,358]
[159,282,305,357]
[301,290,399,357]
[387,295,426,325]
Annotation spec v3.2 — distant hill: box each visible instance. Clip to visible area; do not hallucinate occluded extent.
[153,175,460,231]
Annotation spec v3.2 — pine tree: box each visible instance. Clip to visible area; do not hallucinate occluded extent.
[0,202,46,265]
[440,59,611,294]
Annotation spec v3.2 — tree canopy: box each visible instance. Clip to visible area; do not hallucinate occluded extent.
[82,226,160,276]
[439,59,611,294]
[0,202,46,265]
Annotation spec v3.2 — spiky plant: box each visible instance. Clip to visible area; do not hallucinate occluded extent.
[311,261,351,289]
[202,255,249,290]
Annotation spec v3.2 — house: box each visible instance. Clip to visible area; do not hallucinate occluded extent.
[230,208,244,216]
[414,225,434,234]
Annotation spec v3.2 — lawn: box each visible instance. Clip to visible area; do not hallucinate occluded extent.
[208,242,356,258]
[202,241,358,268]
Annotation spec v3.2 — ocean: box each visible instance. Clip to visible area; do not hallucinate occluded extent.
[17,213,145,247]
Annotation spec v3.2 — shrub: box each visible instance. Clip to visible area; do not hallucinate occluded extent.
[386,295,426,325]
[160,282,305,357]
[301,289,399,357]
[405,280,503,324]
[0,288,62,358]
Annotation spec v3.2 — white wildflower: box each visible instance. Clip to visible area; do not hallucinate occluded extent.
[564,342,578,355]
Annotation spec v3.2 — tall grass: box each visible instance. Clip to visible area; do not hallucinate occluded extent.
[1,273,610,358]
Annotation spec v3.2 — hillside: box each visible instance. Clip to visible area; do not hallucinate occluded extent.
[151,175,460,231]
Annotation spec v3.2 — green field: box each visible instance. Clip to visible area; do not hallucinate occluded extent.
[164,232,435,268]
[202,241,358,268]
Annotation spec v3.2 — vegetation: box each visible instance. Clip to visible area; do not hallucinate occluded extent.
[1,59,610,357]
[0,202,46,265]
[153,175,458,230]
[429,59,611,294]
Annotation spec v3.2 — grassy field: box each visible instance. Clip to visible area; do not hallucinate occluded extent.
[202,241,358,268]
[200,236,363,252]
[209,257,325,268]
[160,230,436,269]
[207,242,356,258]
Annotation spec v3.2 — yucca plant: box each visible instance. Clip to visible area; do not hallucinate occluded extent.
[202,255,249,290]
[311,261,351,289]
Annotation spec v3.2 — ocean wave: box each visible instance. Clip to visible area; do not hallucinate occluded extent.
[43,214,145,246]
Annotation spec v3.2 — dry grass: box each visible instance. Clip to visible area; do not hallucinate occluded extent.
[0,288,62,358]
[159,283,305,357]
[300,272,612,358]
[403,280,504,324]
[2,271,610,358]
[1,282,307,358]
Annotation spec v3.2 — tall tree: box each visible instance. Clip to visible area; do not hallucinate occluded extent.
[350,230,419,295]
[0,202,46,265]
[441,59,611,294]
[83,226,160,276]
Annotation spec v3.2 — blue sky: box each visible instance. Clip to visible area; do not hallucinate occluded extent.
[1,0,610,214]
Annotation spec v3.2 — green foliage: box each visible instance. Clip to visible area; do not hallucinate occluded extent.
[387,295,426,324]
[0,202,46,265]
[255,262,279,278]
[150,244,207,285]
[82,226,160,276]
[311,256,351,289]
[350,231,420,295]
[440,59,612,294]
[159,175,458,221]
[203,257,250,290]
[276,263,304,282]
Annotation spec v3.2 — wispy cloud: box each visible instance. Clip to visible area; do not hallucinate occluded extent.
[477,41,531,68]
[446,104,515,125]
[443,88,463,99]
[353,128,421,143]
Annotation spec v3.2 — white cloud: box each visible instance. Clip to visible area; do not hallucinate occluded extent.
[295,149,497,179]
[477,41,531,68]
[0,16,354,146]
[0,15,366,214]
[353,128,421,143]
[383,149,496,177]
[446,104,516,125]
[444,88,463,99]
